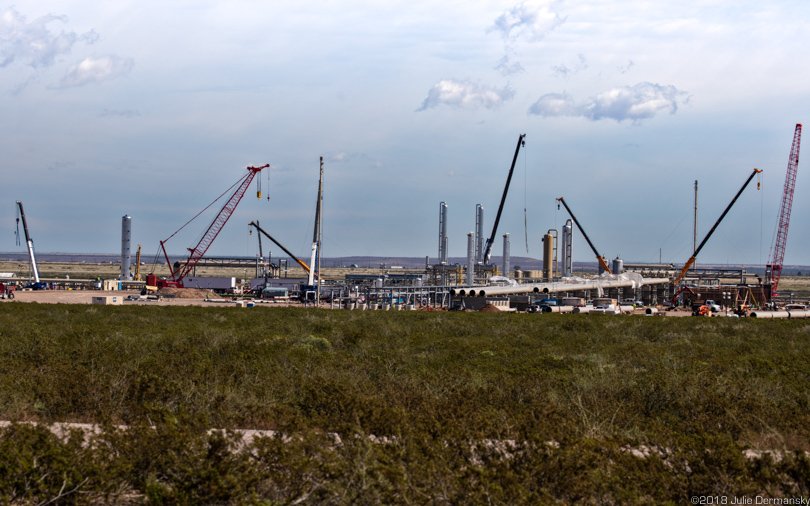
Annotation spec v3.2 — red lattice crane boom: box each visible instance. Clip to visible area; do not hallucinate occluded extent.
[766,124,802,294]
[150,164,269,288]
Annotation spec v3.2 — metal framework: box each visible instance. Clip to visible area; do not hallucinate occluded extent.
[162,164,269,284]
[767,123,802,294]
[673,168,762,286]
[556,197,611,274]
[483,134,526,264]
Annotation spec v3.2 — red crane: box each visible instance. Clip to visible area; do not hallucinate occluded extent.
[766,124,802,295]
[148,164,269,288]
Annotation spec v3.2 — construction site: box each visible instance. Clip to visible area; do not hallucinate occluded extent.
[1,126,805,318]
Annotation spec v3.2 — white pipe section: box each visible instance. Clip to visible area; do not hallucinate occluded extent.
[751,311,790,319]
[476,278,641,297]
[545,306,574,313]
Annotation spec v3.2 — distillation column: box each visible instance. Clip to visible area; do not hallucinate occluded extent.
[438,202,448,265]
[120,215,132,280]
[475,204,484,264]
[503,233,510,275]
[466,232,474,285]
[561,219,573,277]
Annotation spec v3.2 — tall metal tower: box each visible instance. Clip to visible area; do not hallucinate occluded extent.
[766,123,802,294]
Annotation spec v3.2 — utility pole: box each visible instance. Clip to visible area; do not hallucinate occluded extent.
[317,157,324,307]
[693,180,698,271]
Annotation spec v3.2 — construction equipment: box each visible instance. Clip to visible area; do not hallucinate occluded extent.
[308,158,324,288]
[147,164,269,288]
[0,283,15,299]
[298,158,324,303]
[134,245,142,281]
[766,124,802,294]
[692,304,710,317]
[669,285,697,309]
[482,134,526,265]
[555,197,611,274]
[249,221,317,279]
[673,168,762,286]
[15,201,46,289]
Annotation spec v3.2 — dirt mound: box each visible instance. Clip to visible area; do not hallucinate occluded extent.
[478,303,501,313]
[157,287,218,299]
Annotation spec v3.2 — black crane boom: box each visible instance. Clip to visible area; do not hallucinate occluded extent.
[483,133,526,264]
[556,197,611,274]
[673,168,762,285]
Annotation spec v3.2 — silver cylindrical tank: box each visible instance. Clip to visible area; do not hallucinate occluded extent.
[598,256,608,275]
[120,215,132,280]
[475,204,484,264]
[374,278,383,289]
[542,233,554,280]
[561,219,573,277]
[439,202,448,265]
[502,233,510,275]
[466,232,475,286]
[612,255,623,275]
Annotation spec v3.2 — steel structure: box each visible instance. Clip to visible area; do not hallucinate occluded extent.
[15,201,42,286]
[556,197,611,274]
[766,123,802,294]
[249,221,316,278]
[307,158,324,288]
[673,168,762,286]
[438,202,449,265]
[483,134,526,264]
[153,164,269,287]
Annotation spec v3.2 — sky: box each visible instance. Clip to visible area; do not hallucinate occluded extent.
[1,0,809,267]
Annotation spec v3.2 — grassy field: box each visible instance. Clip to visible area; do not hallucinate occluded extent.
[1,304,809,503]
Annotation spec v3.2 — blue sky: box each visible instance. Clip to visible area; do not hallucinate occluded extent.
[1,1,808,267]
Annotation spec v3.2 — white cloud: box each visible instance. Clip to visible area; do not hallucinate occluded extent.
[494,55,524,76]
[0,8,94,69]
[58,55,134,88]
[528,82,688,122]
[617,60,634,74]
[100,108,140,118]
[417,79,514,111]
[48,160,74,171]
[527,92,576,117]
[326,152,350,162]
[488,1,566,42]
[551,54,587,79]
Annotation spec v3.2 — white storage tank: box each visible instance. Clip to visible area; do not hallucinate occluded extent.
[612,255,623,275]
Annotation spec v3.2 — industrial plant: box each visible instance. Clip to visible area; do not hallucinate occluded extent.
[2,125,805,318]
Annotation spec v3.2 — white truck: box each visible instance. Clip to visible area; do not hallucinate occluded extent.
[704,299,722,313]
